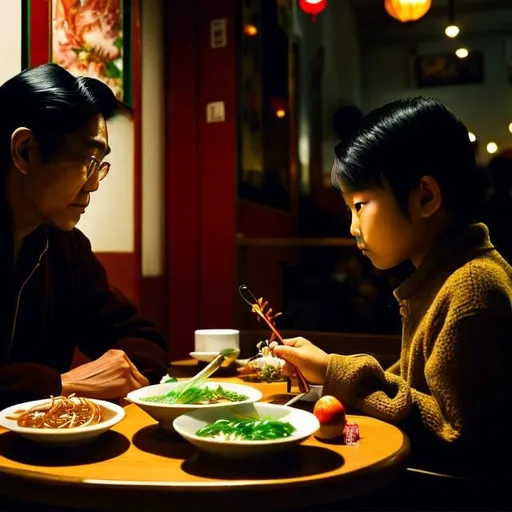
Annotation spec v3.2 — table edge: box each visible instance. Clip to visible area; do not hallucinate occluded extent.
[0,434,410,492]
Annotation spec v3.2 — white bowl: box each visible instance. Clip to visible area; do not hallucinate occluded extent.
[0,398,125,446]
[126,381,263,431]
[173,402,320,458]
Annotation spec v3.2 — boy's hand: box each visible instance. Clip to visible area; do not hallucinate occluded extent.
[271,337,329,385]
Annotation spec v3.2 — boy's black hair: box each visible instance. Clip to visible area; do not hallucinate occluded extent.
[332,96,484,222]
[0,63,118,175]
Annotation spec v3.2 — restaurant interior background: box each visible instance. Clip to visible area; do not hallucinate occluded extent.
[1,0,511,361]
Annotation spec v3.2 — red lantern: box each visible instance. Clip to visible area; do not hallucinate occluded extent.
[298,0,327,22]
[384,0,431,23]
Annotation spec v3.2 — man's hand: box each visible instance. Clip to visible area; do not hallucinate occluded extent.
[61,349,149,399]
[271,337,330,385]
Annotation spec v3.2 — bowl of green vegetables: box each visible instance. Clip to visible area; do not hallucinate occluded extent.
[173,402,320,457]
[125,381,263,431]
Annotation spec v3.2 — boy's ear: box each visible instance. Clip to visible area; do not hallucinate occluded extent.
[412,175,442,218]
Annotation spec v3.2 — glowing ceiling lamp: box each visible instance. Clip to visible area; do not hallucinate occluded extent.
[455,47,469,59]
[384,0,432,23]
[487,142,498,154]
[445,25,460,38]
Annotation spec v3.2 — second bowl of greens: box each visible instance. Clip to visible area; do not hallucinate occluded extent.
[173,402,320,457]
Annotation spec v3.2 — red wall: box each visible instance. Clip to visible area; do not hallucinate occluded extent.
[166,0,237,360]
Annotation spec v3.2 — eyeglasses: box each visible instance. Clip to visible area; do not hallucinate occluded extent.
[86,156,110,182]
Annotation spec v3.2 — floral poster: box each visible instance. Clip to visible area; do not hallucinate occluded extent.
[51,0,128,103]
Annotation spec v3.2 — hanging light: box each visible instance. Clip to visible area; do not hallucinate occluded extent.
[384,0,432,23]
[244,24,258,36]
[455,47,469,59]
[271,98,287,119]
[487,142,498,154]
[445,25,460,38]
[298,0,327,22]
[444,0,460,38]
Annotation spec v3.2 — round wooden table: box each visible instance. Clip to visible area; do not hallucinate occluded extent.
[0,378,410,511]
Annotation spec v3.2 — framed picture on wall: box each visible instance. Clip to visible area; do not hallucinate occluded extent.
[51,0,132,106]
[414,51,484,87]
[22,0,132,106]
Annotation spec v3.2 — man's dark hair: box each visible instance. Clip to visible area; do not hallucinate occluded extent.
[332,96,484,222]
[0,63,118,174]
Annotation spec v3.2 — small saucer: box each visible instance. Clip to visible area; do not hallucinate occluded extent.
[189,351,220,363]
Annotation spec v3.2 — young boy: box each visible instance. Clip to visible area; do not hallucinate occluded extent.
[273,97,512,479]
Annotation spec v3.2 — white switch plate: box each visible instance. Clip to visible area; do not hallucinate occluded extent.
[210,19,227,49]
[206,101,225,123]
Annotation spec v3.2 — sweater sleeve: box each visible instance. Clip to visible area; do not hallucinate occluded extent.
[323,309,512,448]
[386,360,401,376]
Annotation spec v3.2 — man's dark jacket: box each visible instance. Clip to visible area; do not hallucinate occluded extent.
[0,206,169,409]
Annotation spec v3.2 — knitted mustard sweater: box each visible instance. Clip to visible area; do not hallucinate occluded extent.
[324,223,512,475]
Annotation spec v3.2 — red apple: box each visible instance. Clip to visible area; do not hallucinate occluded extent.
[313,395,346,440]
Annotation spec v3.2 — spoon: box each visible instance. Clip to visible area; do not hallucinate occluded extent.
[174,347,241,401]
[284,392,308,407]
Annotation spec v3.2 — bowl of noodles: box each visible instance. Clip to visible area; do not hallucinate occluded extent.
[0,394,125,446]
[125,381,263,432]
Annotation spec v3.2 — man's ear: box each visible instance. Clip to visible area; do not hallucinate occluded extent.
[411,175,443,219]
[11,127,34,175]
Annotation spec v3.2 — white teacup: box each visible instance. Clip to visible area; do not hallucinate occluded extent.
[194,329,240,353]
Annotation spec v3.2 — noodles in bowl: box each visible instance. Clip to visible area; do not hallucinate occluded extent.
[7,394,103,429]
[0,396,125,446]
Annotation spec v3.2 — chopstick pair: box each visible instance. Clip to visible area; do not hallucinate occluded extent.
[238,285,311,394]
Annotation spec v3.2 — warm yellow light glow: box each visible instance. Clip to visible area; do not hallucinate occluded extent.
[244,24,258,36]
[445,24,460,38]
[276,109,286,118]
[487,142,498,154]
[455,48,469,59]
[468,132,476,143]
[508,122,512,134]
[384,0,432,23]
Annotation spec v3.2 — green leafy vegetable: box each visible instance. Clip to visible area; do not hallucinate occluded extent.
[196,417,296,440]
[141,385,248,405]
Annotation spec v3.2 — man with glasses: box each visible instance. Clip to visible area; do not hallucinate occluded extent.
[0,64,169,409]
